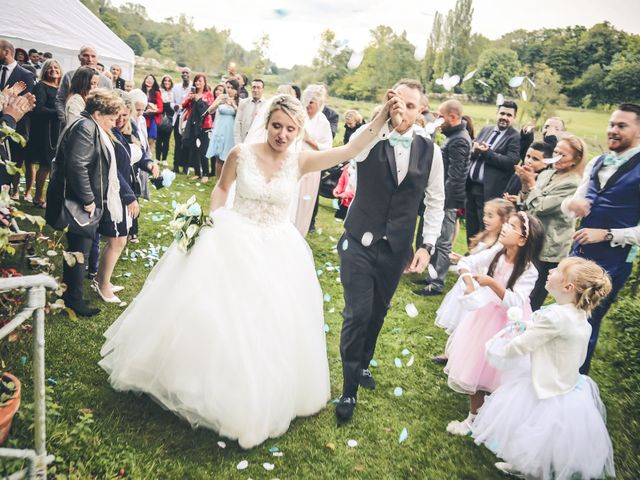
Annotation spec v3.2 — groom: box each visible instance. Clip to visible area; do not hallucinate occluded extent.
[337,79,445,423]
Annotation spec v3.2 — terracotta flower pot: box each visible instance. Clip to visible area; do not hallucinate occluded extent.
[0,372,21,445]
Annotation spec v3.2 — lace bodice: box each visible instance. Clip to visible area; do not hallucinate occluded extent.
[232,144,300,226]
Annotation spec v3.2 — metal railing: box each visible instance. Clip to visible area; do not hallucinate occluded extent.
[0,274,58,480]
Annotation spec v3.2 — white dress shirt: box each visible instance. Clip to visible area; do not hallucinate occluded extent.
[350,122,445,246]
[234,97,266,144]
[561,152,640,247]
[171,82,192,124]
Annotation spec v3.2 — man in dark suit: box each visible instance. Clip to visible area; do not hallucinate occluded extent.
[0,39,36,190]
[336,79,445,423]
[465,100,520,242]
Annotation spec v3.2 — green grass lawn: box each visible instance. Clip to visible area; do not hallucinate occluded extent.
[1,165,637,479]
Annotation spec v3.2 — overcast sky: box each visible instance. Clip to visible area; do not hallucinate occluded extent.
[111,0,640,69]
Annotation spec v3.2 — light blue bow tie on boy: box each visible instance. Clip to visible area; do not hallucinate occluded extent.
[388,131,412,149]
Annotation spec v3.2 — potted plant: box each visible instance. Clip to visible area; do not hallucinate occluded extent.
[0,371,21,445]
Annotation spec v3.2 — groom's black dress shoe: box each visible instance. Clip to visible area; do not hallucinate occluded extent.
[65,300,100,317]
[359,369,376,390]
[336,396,356,424]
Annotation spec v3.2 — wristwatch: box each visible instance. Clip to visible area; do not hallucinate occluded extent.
[420,243,435,255]
[604,230,613,242]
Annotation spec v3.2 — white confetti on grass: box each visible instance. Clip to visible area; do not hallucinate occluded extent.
[347,439,358,448]
[236,460,248,470]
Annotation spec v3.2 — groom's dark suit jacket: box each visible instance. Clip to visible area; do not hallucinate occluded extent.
[467,125,520,201]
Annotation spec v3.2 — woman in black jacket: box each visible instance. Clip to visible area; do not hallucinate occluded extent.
[46,89,125,317]
[94,93,158,303]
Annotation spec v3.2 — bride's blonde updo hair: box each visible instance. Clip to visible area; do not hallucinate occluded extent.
[559,257,612,313]
[266,94,306,137]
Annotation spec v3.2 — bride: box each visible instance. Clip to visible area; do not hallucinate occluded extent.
[99,93,394,449]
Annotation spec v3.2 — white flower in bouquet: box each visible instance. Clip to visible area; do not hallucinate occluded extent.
[185,224,199,239]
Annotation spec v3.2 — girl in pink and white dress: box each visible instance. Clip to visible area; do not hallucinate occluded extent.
[444,212,544,436]
[474,257,615,480]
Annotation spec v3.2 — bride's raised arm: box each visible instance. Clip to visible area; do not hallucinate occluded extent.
[209,145,240,212]
[298,95,395,175]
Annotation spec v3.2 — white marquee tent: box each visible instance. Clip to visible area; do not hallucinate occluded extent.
[0,0,135,79]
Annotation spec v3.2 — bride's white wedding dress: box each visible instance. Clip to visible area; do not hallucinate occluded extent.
[99,143,331,449]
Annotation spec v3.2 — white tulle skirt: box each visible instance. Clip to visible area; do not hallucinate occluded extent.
[472,373,615,480]
[99,208,331,449]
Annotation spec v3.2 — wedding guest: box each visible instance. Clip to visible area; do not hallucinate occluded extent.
[503,141,553,197]
[414,99,471,297]
[110,64,126,90]
[26,59,62,207]
[141,74,163,155]
[55,45,112,126]
[171,68,192,173]
[343,110,363,145]
[475,258,614,480]
[206,79,238,179]
[520,116,565,159]
[64,66,99,125]
[445,212,543,436]
[292,84,332,236]
[563,103,640,374]
[94,93,159,303]
[14,48,28,65]
[124,80,134,92]
[519,135,586,310]
[156,75,174,162]
[182,73,214,180]
[45,89,125,317]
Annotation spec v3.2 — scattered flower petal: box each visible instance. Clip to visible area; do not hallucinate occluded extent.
[406,355,415,367]
[323,293,331,302]
[369,359,378,368]
[402,348,410,356]
[273,451,284,457]
[544,155,563,165]
[217,441,226,449]
[521,89,528,101]
[405,303,418,318]
[393,387,403,397]
[332,199,340,209]
[347,439,358,448]
[476,79,489,87]
[463,69,477,82]
[347,51,364,70]
[394,357,402,368]
[399,427,408,443]
[326,442,336,450]
[236,460,248,470]
[496,93,505,106]
[263,463,275,471]
[324,323,330,333]
[508,76,525,88]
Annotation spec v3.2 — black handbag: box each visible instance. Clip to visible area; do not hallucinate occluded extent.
[157,112,173,135]
[56,199,103,238]
[54,127,105,238]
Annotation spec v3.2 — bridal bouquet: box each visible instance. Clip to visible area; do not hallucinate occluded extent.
[169,195,213,253]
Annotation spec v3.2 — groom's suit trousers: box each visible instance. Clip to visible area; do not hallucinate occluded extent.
[339,232,412,396]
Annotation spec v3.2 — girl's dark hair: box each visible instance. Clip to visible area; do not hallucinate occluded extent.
[193,73,210,93]
[212,84,225,99]
[160,75,174,91]
[68,66,98,100]
[225,79,240,103]
[487,212,544,290]
[141,74,160,96]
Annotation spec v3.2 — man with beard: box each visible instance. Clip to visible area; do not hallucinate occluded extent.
[465,100,520,241]
[563,103,640,374]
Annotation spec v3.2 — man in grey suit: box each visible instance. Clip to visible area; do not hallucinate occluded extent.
[465,100,520,242]
[55,45,112,125]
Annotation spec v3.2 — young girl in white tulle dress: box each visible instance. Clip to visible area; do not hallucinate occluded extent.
[444,212,544,436]
[435,199,515,331]
[474,257,615,480]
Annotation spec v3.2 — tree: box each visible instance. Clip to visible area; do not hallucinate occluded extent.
[126,33,148,56]
[422,12,444,85]
[524,63,566,123]
[251,34,270,75]
[604,51,640,104]
[444,0,474,77]
[311,29,351,87]
[463,48,521,101]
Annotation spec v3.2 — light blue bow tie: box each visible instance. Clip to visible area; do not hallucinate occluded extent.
[388,131,412,148]
[602,153,628,168]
